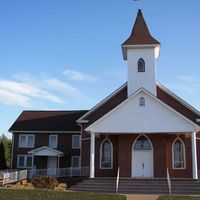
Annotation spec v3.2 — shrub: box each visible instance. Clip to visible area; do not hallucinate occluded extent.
[9,182,34,189]
[32,176,59,190]
[54,183,67,191]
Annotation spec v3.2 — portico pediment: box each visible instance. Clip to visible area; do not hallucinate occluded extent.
[86,88,200,133]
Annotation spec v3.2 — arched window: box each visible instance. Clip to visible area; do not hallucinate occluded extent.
[139,97,145,106]
[133,135,152,150]
[172,138,185,169]
[100,139,113,169]
[138,58,145,72]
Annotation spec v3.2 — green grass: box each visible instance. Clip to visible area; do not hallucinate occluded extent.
[0,189,126,200]
[158,196,200,200]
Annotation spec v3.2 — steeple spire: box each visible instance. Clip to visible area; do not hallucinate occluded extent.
[122,9,160,60]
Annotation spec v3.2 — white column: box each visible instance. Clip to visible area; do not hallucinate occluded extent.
[90,132,95,178]
[191,131,198,179]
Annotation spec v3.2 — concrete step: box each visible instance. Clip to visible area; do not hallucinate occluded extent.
[71,178,200,195]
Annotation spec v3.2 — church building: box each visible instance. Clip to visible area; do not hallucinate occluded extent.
[78,9,200,179]
[9,9,200,181]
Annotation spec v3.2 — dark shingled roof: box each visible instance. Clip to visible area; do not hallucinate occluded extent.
[122,9,160,46]
[9,110,88,132]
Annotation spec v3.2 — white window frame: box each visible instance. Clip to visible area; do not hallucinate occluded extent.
[18,134,35,148]
[172,138,186,170]
[71,156,81,168]
[100,138,113,169]
[49,135,58,148]
[17,155,33,168]
[72,135,81,149]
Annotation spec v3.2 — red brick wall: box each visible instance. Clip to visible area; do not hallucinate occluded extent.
[81,133,195,178]
[12,132,80,169]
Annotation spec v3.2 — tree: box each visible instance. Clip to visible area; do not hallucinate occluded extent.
[0,134,12,168]
[0,142,7,169]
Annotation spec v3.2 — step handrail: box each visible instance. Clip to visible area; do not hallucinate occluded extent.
[167,168,172,195]
[116,167,120,194]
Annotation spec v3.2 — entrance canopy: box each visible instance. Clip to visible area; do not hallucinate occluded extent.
[86,88,200,134]
[28,146,63,157]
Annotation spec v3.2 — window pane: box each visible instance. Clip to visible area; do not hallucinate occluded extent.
[72,135,80,148]
[18,156,25,167]
[19,136,26,147]
[49,135,57,148]
[26,156,32,168]
[134,136,151,150]
[173,140,184,168]
[101,141,112,168]
[72,157,80,168]
[138,58,145,72]
[27,136,34,147]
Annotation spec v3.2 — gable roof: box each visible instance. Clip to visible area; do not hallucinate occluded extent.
[9,110,88,132]
[86,88,200,133]
[28,146,63,156]
[79,83,200,127]
[122,9,160,46]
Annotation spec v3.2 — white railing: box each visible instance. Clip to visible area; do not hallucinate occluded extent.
[116,167,120,194]
[3,170,27,186]
[167,168,172,195]
[28,166,90,179]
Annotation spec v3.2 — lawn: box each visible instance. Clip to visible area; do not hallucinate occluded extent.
[0,189,126,200]
[158,196,200,200]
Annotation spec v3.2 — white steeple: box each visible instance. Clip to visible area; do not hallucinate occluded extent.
[122,9,160,97]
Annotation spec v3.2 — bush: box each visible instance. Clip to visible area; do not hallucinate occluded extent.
[9,182,34,189]
[54,183,67,191]
[32,176,59,190]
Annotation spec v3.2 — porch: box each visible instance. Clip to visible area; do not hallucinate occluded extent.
[27,166,90,179]
[87,133,199,179]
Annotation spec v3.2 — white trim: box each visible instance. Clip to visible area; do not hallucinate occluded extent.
[18,134,35,148]
[28,146,63,156]
[132,134,154,178]
[172,137,186,170]
[49,135,58,149]
[191,131,198,179]
[72,135,81,149]
[17,154,33,168]
[86,87,200,133]
[196,119,200,123]
[90,133,95,178]
[99,138,113,170]
[157,82,200,117]
[122,44,160,60]
[77,83,127,122]
[71,156,81,168]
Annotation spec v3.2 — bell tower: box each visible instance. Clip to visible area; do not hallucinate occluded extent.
[122,9,160,97]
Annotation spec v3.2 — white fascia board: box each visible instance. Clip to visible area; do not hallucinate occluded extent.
[122,44,160,60]
[28,146,63,156]
[157,82,200,117]
[86,87,200,133]
[78,82,127,122]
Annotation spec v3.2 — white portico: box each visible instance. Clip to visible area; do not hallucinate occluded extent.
[86,88,200,179]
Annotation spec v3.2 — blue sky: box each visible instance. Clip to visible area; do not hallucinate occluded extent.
[0,0,200,138]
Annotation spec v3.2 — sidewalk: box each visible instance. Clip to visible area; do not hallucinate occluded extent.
[125,194,159,200]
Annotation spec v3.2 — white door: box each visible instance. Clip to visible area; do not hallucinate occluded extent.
[47,157,57,176]
[132,151,153,177]
[132,135,153,178]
